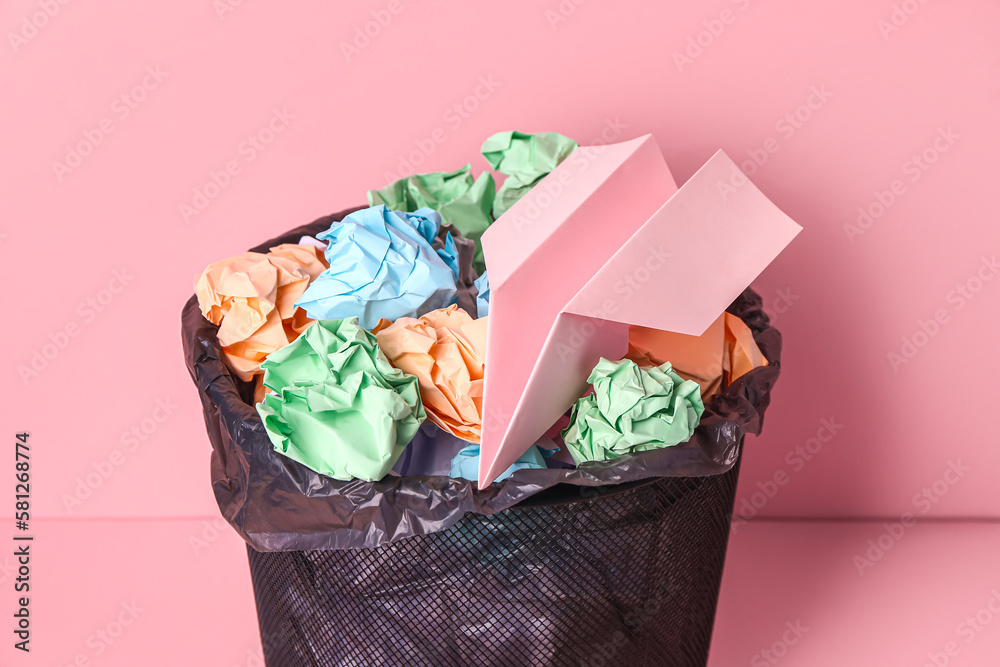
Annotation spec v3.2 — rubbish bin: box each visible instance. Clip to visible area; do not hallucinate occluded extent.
[246,466,741,667]
[181,207,783,667]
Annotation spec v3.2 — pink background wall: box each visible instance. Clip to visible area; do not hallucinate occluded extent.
[1,0,998,663]
[5,0,996,522]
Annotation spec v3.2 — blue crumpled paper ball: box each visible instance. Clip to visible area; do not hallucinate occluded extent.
[449,443,549,483]
[296,205,458,329]
[473,271,490,318]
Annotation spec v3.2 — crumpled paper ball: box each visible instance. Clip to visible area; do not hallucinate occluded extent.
[295,205,458,330]
[267,242,329,281]
[373,305,487,443]
[368,165,496,272]
[626,313,768,400]
[449,443,548,482]
[722,312,769,384]
[296,235,327,251]
[561,358,705,465]
[195,244,328,381]
[481,130,578,218]
[473,271,490,318]
[257,317,425,482]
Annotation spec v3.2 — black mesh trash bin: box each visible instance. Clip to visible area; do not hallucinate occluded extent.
[182,208,783,667]
[246,466,742,667]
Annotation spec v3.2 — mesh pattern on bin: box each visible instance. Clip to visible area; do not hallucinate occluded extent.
[247,463,740,667]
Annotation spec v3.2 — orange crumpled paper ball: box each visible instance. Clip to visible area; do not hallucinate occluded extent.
[195,243,328,382]
[626,312,767,401]
[373,305,487,443]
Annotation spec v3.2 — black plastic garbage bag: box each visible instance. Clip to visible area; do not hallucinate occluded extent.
[181,207,784,667]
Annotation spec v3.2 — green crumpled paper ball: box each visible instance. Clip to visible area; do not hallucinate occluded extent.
[481,130,578,218]
[255,317,426,481]
[561,358,705,465]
